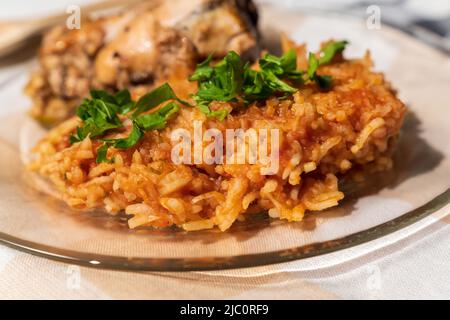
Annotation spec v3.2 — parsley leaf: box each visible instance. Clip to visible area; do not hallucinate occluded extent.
[114,89,132,105]
[307,53,320,79]
[196,51,244,102]
[70,84,184,163]
[306,40,349,89]
[111,123,143,149]
[208,109,229,121]
[190,51,245,119]
[191,49,304,118]
[90,90,116,104]
[70,88,140,144]
[74,40,349,163]
[132,83,178,117]
[318,40,348,65]
[262,70,297,94]
[95,102,181,162]
[96,122,144,163]
[242,69,272,101]
[314,75,333,89]
[135,102,180,130]
[89,89,135,115]
[259,49,302,81]
[96,143,112,164]
[189,55,214,82]
[190,42,348,118]
[70,96,123,143]
[115,89,136,114]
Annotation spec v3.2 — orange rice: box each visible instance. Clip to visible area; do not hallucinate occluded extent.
[27,45,407,231]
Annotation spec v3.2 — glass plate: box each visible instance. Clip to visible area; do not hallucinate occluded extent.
[0,6,449,271]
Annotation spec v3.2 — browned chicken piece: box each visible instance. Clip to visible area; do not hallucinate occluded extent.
[25,0,260,125]
[152,0,259,58]
[26,20,104,123]
[93,12,198,91]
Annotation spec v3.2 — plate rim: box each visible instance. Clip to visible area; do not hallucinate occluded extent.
[0,8,449,271]
[0,188,448,271]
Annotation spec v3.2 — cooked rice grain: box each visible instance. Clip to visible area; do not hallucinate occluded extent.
[28,49,406,231]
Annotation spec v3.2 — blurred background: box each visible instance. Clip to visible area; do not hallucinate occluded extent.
[0,0,449,54]
[0,0,448,92]
[261,0,450,53]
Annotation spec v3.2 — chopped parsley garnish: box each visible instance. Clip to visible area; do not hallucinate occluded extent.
[189,51,244,120]
[71,40,348,162]
[190,40,348,119]
[69,90,127,144]
[307,40,348,89]
[318,40,348,65]
[70,84,185,163]
[131,83,188,117]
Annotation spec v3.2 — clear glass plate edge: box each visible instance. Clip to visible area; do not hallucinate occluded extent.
[0,188,448,271]
[0,6,448,271]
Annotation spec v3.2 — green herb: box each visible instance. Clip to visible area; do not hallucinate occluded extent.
[189,55,214,82]
[70,84,183,163]
[190,40,348,118]
[97,103,180,163]
[190,51,245,119]
[307,53,319,79]
[132,83,186,117]
[318,40,348,65]
[95,124,144,164]
[111,123,143,149]
[90,89,135,115]
[314,74,333,89]
[306,40,348,89]
[95,143,112,164]
[115,89,135,114]
[70,95,123,144]
[70,88,138,145]
[73,40,349,163]
[259,49,303,81]
[190,50,300,119]
[135,102,180,130]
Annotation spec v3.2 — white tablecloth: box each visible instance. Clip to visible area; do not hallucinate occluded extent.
[0,0,449,299]
[1,218,448,299]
